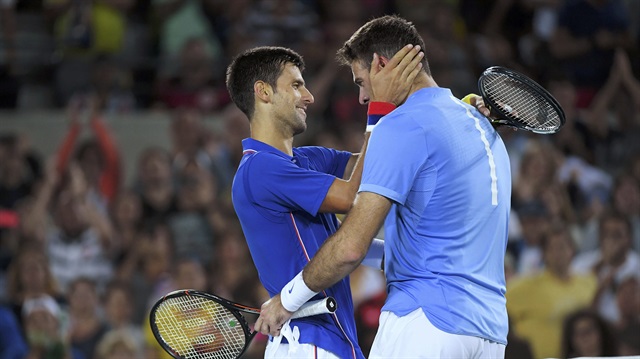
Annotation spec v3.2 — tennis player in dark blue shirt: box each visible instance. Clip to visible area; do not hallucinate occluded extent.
[225,45,424,358]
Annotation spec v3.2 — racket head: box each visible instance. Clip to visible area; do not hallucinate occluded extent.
[149,289,254,359]
[478,66,566,134]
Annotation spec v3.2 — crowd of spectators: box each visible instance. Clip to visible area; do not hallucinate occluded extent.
[0,0,639,358]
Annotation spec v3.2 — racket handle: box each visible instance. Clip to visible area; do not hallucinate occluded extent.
[291,297,337,319]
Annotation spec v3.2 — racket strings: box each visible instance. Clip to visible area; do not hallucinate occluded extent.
[154,296,247,359]
[484,73,562,131]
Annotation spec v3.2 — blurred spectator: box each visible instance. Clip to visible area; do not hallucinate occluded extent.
[0,304,28,359]
[95,329,141,359]
[547,72,595,164]
[69,56,135,115]
[613,276,640,355]
[155,37,229,113]
[572,211,640,323]
[55,111,122,210]
[560,309,619,358]
[134,147,178,228]
[509,200,552,275]
[418,2,475,97]
[16,160,113,292]
[507,225,597,359]
[549,0,634,108]
[504,317,535,359]
[0,133,43,274]
[214,104,250,173]
[129,222,173,325]
[0,133,43,210]
[142,257,207,359]
[208,229,256,302]
[580,48,640,173]
[46,0,134,105]
[170,163,216,266]
[169,109,232,189]
[5,246,61,329]
[233,0,320,50]
[22,295,83,359]
[102,281,143,354]
[512,140,559,209]
[610,172,640,251]
[152,0,222,64]
[67,278,108,359]
[108,190,142,277]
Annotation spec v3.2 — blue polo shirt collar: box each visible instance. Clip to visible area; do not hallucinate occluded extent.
[242,138,309,168]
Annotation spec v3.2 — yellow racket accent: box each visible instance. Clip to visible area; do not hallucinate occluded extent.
[153,295,246,359]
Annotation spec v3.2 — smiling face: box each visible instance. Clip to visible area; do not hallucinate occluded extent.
[270,63,314,135]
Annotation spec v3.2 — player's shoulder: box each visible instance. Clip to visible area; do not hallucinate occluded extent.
[239,150,290,173]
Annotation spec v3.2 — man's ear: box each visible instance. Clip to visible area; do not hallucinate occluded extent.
[378,55,390,69]
[254,81,271,103]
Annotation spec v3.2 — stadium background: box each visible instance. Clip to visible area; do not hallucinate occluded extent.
[0,0,639,358]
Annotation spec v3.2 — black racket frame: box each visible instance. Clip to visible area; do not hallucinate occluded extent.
[478,66,566,134]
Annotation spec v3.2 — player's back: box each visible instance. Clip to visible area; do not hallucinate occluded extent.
[363,87,511,344]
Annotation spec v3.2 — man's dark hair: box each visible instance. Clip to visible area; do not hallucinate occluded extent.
[226,46,305,119]
[336,15,430,76]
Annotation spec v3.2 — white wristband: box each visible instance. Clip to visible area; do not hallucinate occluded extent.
[361,238,384,269]
[280,271,318,312]
[366,124,376,132]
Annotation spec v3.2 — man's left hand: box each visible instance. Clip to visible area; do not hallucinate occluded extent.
[254,294,294,337]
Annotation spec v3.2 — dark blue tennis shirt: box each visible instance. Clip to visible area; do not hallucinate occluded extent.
[231,138,364,359]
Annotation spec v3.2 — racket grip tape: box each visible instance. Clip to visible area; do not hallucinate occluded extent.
[291,297,337,319]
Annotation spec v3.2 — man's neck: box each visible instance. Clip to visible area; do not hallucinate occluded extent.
[401,73,438,105]
[250,119,295,156]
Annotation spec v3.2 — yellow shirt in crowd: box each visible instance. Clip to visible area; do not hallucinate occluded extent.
[506,270,597,359]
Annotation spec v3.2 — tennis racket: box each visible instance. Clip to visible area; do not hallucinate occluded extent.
[478,66,566,134]
[150,289,337,359]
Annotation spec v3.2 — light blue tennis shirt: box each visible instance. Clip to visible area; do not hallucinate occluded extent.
[360,87,511,344]
[232,138,364,359]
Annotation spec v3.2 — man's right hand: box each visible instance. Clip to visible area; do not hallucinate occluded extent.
[369,44,424,106]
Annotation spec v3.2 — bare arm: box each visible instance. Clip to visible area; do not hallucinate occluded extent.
[585,53,623,138]
[318,45,424,214]
[306,192,391,289]
[318,134,369,214]
[254,192,392,336]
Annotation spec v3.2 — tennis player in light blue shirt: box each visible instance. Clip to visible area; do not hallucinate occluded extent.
[257,15,512,358]
[362,85,511,349]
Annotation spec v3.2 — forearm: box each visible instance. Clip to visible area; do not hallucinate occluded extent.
[280,193,391,312]
[321,103,394,213]
[56,121,81,173]
[305,193,390,291]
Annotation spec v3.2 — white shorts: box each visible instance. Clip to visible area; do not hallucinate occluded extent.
[369,309,506,359]
[264,341,341,359]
